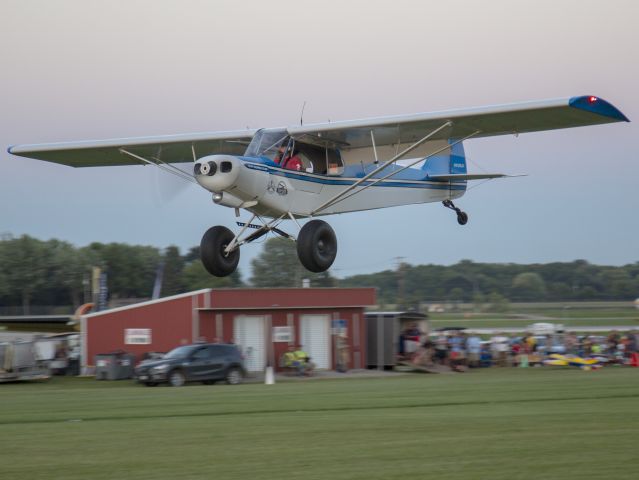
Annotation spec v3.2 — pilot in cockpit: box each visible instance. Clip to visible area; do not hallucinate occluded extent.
[274,145,286,165]
[274,144,303,172]
[282,149,303,171]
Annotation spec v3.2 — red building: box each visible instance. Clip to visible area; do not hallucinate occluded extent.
[81,288,376,373]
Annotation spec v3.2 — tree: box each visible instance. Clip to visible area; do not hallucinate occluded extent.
[2,235,48,314]
[250,237,336,287]
[511,272,547,301]
[183,260,243,290]
[46,239,89,307]
[161,245,185,296]
[86,242,161,299]
[486,292,510,313]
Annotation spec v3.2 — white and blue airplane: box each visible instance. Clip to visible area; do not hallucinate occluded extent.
[9,95,629,277]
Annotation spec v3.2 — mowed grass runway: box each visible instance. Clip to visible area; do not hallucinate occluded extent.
[1,368,638,480]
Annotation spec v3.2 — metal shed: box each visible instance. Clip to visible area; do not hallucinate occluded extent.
[365,311,429,369]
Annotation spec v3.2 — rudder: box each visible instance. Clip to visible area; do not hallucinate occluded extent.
[421,140,466,176]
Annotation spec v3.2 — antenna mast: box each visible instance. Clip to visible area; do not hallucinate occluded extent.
[300,101,307,126]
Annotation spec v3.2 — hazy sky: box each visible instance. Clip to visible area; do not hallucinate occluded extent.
[1,0,637,279]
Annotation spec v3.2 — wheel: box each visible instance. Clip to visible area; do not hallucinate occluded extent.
[200,226,240,277]
[225,367,243,385]
[168,369,186,387]
[296,220,337,273]
[457,211,468,225]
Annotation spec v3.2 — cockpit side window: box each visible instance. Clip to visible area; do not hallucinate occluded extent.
[294,142,343,175]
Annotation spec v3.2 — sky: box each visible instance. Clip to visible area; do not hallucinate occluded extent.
[1,0,638,280]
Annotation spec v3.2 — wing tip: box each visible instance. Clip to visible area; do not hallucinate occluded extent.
[569,95,630,122]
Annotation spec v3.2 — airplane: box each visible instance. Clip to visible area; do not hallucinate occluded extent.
[543,353,607,370]
[8,95,629,277]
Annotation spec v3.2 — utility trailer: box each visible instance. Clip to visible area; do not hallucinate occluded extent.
[0,341,50,383]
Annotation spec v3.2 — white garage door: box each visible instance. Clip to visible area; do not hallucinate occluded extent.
[234,315,265,372]
[300,314,331,370]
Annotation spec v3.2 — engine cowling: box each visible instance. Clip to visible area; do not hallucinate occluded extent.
[194,155,240,193]
[194,155,270,209]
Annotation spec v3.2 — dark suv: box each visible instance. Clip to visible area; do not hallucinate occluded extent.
[134,343,245,387]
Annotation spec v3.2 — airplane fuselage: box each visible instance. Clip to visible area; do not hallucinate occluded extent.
[194,154,466,218]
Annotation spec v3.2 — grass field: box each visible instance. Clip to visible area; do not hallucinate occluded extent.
[428,305,639,330]
[2,369,638,480]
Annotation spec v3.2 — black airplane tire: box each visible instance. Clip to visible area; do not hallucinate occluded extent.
[457,212,468,225]
[200,226,240,277]
[297,220,337,273]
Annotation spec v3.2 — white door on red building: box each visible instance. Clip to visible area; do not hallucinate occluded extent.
[234,315,265,372]
[300,314,331,369]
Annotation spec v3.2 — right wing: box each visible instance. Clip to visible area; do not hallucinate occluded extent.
[8,129,257,167]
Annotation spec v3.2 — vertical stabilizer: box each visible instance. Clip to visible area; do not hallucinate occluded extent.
[422,140,466,176]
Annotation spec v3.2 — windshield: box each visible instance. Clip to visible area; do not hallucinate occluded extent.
[164,345,196,359]
[244,129,289,160]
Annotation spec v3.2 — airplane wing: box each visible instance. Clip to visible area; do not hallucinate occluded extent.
[288,95,629,149]
[8,129,257,167]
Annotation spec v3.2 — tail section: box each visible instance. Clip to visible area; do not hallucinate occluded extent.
[423,141,515,182]
[421,140,467,176]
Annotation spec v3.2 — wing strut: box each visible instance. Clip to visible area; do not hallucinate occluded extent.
[326,130,481,210]
[119,148,198,184]
[370,130,379,164]
[310,121,452,215]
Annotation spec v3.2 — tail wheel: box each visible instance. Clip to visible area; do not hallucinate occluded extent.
[200,226,240,277]
[457,212,468,225]
[296,220,337,273]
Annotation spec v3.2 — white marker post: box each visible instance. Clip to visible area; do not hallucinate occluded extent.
[264,365,275,385]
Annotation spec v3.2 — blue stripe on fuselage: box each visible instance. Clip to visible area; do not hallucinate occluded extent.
[240,156,467,191]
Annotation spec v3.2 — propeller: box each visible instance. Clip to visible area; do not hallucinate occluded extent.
[150,145,199,204]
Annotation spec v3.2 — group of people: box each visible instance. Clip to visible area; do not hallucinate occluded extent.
[400,326,639,370]
[282,345,315,376]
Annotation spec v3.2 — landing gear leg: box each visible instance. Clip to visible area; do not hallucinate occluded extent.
[442,200,468,226]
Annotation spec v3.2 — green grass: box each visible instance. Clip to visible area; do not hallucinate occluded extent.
[1,369,638,480]
[428,307,639,329]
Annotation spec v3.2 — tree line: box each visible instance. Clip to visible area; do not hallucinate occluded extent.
[340,259,639,306]
[0,234,637,313]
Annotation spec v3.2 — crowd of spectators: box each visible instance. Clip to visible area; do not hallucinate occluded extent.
[399,324,639,370]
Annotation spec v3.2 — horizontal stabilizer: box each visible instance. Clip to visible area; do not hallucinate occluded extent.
[428,173,525,181]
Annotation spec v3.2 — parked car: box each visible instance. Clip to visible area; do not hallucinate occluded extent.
[134,343,245,387]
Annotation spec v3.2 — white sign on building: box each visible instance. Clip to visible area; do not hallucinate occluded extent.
[272,326,293,343]
[124,328,152,345]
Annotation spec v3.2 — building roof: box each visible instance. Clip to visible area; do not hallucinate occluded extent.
[82,288,377,318]
[198,288,376,310]
[82,289,211,319]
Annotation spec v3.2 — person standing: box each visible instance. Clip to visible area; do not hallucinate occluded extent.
[466,334,481,368]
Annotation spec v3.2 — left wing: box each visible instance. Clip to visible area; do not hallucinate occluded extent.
[288,95,628,149]
[8,129,257,167]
